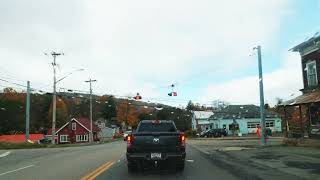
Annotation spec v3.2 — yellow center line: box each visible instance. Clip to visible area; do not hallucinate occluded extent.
[80,161,115,180]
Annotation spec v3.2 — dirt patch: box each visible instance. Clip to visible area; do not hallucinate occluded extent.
[218,147,255,151]
[251,152,286,160]
[285,161,320,174]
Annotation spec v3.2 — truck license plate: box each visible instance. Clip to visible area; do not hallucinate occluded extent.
[151,153,161,159]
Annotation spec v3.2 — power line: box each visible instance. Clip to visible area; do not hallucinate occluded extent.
[0,77,249,107]
[0,78,28,88]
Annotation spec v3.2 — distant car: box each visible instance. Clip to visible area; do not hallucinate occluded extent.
[123,130,132,141]
[38,138,51,144]
[200,129,228,138]
[199,129,210,136]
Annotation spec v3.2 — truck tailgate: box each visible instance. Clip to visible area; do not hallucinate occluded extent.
[131,132,182,153]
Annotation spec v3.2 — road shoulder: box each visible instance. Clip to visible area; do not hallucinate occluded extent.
[188,139,315,180]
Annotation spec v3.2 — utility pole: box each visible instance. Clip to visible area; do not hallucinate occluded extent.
[25,81,30,141]
[254,45,266,146]
[85,79,97,143]
[125,98,130,130]
[50,52,63,144]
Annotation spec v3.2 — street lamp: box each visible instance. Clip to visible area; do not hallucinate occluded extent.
[51,65,84,145]
[253,45,266,146]
[56,69,85,84]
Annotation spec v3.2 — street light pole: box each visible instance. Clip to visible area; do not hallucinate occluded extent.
[51,52,62,144]
[254,45,266,146]
[85,79,97,143]
[25,81,30,142]
[47,51,83,144]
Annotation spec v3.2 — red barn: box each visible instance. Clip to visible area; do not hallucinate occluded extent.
[46,118,100,144]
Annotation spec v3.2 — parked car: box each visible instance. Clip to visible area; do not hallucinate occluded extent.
[200,128,228,138]
[199,129,210,137]
[123,130,132,141]
[38,138,51,144]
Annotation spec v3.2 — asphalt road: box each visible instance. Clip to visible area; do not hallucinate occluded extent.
[0,141,238,180]
[0,141,125,180]
[96,145,237,180]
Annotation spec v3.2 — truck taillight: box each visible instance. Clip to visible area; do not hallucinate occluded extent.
[180,134,186,147]
[127,135,134,147]
[181,135,185,142]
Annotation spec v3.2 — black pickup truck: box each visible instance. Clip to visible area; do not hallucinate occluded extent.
[126,120,186,172]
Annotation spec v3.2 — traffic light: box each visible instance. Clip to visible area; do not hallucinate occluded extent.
[168,92,177,96]
[134,93,142,100]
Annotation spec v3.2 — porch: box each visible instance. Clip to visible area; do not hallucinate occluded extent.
[279,90,320,139]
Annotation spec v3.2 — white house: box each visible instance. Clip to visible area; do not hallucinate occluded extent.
[210,105,282,135]
[95,119,119,140]
[191,111,214,132]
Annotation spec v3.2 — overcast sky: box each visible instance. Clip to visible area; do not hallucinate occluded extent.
[0,0,320,106]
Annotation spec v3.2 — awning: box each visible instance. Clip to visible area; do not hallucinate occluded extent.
[281,90,320,106]
[197,120,211,125]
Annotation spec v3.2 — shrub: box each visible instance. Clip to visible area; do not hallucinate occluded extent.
[185,130,198,138]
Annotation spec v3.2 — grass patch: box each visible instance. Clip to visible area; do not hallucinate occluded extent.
[0,140,115,150]
[0,142,46,149]
[282,138,298,146]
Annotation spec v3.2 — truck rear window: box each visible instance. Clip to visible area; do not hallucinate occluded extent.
[138,122,176,132]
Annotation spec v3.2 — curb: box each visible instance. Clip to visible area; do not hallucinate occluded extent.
[189,137,283,141]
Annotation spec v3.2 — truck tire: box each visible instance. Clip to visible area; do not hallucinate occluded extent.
[128,164,136,173]
[176,162,185,172]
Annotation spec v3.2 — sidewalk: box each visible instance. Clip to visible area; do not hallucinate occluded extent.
[192,136,283,141]
[283,137,320,148]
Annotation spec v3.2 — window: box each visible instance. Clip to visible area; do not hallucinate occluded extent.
[72,122,76,130]
[76,135,88,142]
[247,121,274,128]
[223,124,226,129]
[309,104,320,126]
[60,135,69,143]
[266,121,274,128]
[247,122,260,128]
[306,61,317,87]
[138,122,177,132]
[229,123,239,131]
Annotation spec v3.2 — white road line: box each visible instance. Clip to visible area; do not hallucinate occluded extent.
[0,151,11,158]
[0,165,34,176]
[186,160,194,163]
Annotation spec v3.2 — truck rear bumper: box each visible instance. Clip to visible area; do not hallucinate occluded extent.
[127,152,186,162]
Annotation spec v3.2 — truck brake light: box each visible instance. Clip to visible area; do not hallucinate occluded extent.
[181,135,185,142]
[180,134,186,147]
[127,135,134,147]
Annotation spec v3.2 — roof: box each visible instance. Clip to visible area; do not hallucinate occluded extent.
[47,118,100,135]
[291,33,320,52]
[0,134,44,143]
[77,118,100,132]
[281,90,320,106]
[211,105,278,119]
[193,111,214,119]
[140,120,174,123]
